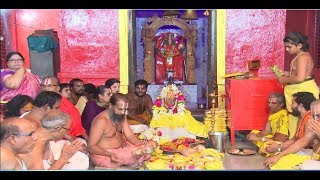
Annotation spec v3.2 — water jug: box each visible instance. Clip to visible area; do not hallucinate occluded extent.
[208,131,228,153]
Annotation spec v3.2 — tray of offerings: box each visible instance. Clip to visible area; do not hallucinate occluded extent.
[227,148,256,156]
[160,141,181,155]
[160,137,207,155]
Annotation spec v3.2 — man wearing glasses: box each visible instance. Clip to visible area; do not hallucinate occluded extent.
[300,99,320,169]
[264,92,317,168]
[20,110,87,170]
[41,76,89,142]
[0,117,38,170]
[246,92,289,157]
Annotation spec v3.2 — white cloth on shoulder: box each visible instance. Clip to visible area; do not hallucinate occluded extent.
[49,138,89,170]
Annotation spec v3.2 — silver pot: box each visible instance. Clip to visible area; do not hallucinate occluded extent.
[208,131,228,153]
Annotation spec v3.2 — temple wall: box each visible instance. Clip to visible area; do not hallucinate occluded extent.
[58,9,119,85]
[226,10,286,78]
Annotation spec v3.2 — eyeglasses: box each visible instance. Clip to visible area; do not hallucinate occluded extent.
[312,114,320,120]
[17,131,36,137]
[59,127,70,131]
[8,59,23,63]
[41,84,59,88]
[268,101,277,105]
[6,131,35,139]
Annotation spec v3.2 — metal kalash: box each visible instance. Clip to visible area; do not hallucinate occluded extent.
[206,89,230,153]
[209,131,228,153]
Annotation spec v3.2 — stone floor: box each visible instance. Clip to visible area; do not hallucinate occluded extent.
[223,134,268,170]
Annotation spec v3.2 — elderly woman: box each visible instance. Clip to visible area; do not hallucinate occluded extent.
[0,52,41,101]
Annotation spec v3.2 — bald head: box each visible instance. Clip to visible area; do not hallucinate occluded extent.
[0,117,34,143]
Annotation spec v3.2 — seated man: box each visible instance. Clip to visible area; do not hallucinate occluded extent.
[69,78,88,115]
[150,81,211,138]
[0,117,38,170]
[105,78,120,94]
[20,110,88,170]
[300,99,320,169]
[264,92,317,168]
[246,92,289,156]
[88,93,155,169]
[81,85,112,135]
[42,76,89,142]
[125,79,153,128]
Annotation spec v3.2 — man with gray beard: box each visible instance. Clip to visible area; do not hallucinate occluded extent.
[88,93,156,169]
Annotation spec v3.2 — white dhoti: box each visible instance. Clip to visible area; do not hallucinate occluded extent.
[49,138,89,170]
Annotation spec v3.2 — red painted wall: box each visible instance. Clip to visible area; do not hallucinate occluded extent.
[57,10,119,85]
[6,9,119,86]
[226,10,287,78]
[8,9,59,68]
[285,10,320,85]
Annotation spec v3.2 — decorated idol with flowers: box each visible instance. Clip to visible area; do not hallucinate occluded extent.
[150,82,211,138]
[153,82,186,116]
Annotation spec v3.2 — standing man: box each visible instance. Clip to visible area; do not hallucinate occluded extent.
[125,79,153,126]
[1,117,38,170]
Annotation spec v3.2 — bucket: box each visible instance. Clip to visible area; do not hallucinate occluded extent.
[208,131,228,153]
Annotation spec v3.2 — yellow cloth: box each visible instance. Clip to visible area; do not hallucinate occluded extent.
[150,110,211,138]
[127,111,151,125]
[270,154,311,170]
[269,109,289,136]
[284,79,319,112]
[250,109,289,156]
[288,114,298,139]
[259,140,282,157]
[75,96,88,115]
[284,79,319,139]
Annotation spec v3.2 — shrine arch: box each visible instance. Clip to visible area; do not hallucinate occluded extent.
[141,15,198,84]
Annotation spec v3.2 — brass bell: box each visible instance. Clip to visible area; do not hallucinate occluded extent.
[181,10,198,20]
[163,10,181,17]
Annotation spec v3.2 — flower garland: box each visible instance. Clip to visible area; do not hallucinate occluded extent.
[152,84,186,116]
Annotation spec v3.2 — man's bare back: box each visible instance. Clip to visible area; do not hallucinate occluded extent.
[290,52,314,79]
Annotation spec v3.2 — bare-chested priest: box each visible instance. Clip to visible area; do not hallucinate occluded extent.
[125,79,153,126]
[88,93,156,169]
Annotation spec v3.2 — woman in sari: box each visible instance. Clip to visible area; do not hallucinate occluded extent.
[0,52,41,101]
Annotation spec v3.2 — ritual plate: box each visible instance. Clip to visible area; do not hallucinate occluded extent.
[227,148,256,156]
[161,149,181,155]
[160,147,181,155]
